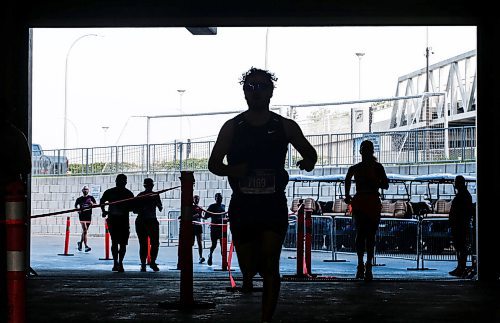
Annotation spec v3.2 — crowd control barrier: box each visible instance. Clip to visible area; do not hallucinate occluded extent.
[5,180,27,323]
[57,216,74,256]
[283,213,471,271]
[99,220,112,260]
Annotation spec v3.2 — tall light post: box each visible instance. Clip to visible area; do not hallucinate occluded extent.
[353,52,365,138]
[352,52,365,163]
[264,28,270,69]
[177,89,186,142]
[64,33,100,150]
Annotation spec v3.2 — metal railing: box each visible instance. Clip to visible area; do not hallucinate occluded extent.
[283,214,475,267]
[34,126,476,176]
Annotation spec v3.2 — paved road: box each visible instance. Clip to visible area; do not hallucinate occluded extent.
[30,235,458,280]
[24,235,499,323]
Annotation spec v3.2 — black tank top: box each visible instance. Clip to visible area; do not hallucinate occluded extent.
[227,112,289,196]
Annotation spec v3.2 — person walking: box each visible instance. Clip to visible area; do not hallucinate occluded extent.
[203,193,226,266]
[134,178,163,272]
[208,67,317,322]
[344,139,389,281]
[74,185,96,252]
[192,195,205,264]
[100,174,134,273]
[448,175,474,277]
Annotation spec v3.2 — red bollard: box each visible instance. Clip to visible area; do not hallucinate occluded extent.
[296,202,305,276]
[178,171,195,305]
[221,220,228,271]
[158,171,215,310]
[99,220,112,260]
[146,237,151,265]
[58,216,74,256]
[5,180,27,323]
[304,198,314,275]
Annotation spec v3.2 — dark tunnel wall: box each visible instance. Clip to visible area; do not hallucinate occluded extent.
[1,0,497,283]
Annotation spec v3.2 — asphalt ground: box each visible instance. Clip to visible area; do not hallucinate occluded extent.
[25,235,499,322]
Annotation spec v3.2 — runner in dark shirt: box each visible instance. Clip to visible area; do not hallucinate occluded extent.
[74,185,96,252]
[448,175,474,277]
[134,178,163,272]
[100,174,134,273]
[203,193,227,266]
[192,195,205,264]
[208,67,317,322]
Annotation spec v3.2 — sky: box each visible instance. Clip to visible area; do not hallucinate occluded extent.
[32,26,476,150]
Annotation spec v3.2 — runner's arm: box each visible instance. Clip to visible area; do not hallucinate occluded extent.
[208,119,248,178]
[284,119,317,172]
[344,166,354,204]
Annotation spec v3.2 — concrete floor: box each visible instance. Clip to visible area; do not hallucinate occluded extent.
[25,235,499,322]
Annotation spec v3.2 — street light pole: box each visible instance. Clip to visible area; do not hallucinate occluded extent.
[265,28,270,69]
[64,33,99,150]
[177,89,186,142]
[354,52,365,136]
[353,52,365,163]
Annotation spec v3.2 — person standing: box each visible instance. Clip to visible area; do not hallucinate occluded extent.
[344,139,389,281]
[448,175,474,277]
[203,193,226,266]
[100,174,134,273]
[134,178,163,272]
[74,185,96,252]
[208,67,317,322]
[192,195,205,264]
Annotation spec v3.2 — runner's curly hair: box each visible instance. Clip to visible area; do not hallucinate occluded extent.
[239,67,278,88]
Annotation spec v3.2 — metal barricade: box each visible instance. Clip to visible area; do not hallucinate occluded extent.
[421,217,475,262]
[331,215,356,253]
[311,215,332,251]
[283,215,298,249]
[376,217,418,260]
[164,210,180,246]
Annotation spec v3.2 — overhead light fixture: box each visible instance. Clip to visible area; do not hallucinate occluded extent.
[186,27,217,35]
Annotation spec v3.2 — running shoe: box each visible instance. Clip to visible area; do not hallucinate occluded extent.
[140,264,147,272]
[241,278,254,293]
[117,264,125,273]
[77,242,82,251]
[85,246,91,252]
[364,264,373,282]
[112,264,119,272]
[355,264,364,279]
[199,257,205,264]
[449,267,464,277]
[150,263,160,272]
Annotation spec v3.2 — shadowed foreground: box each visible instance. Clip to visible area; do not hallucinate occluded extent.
[27,270,499,322]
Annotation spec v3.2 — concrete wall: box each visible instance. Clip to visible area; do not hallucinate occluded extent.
[30,162,476,236]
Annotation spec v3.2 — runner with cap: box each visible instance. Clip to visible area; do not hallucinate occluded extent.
[74,185,96,252]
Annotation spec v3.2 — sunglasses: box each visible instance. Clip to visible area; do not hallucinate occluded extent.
[243,82,272,92]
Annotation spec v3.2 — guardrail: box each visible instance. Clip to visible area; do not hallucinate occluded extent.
[34,126,476,176]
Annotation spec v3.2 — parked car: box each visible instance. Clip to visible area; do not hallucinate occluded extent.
[32,143,69,175]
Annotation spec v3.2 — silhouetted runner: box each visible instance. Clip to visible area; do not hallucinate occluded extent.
[134,178,163,272]
[208,67,317,322]
[100,174,134,273]
[344,139,389,281]
[203,193,226,266]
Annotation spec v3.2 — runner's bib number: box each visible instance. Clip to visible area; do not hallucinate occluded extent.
[239,170,276,194]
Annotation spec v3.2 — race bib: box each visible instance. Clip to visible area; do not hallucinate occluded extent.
[239,169,276,194]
